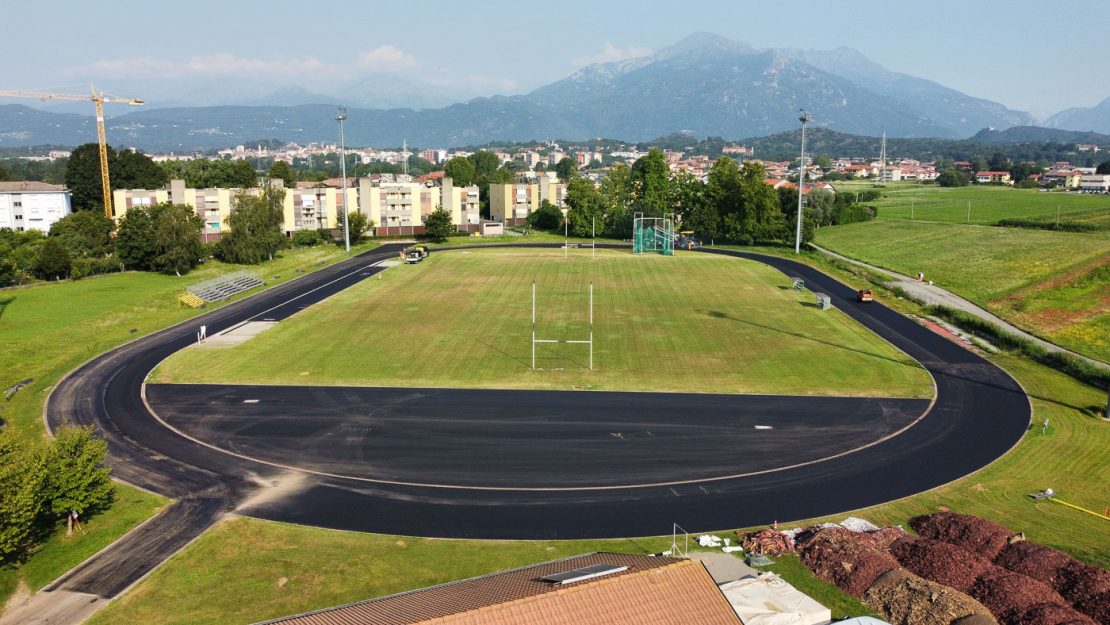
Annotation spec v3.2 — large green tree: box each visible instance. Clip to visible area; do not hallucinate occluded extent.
[49,210,113,259]
[1097,160,1110,174]
[161,158,256,188]
[114,149,169,189]
[41,427,114,536]
[443,156,476,187]
[216,188,286,264]
[64,144,113,211]
[153,204,204,275]
[422,207,454,242]
[268,160,297,187]
[115,206,158,270]
[0,435,46,560]
[555,157,578,182]
[630,148,672,217]
[528,200,564,231]
[564,178,605,237]
[33,237,71,280]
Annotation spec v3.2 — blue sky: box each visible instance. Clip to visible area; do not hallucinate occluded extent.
[7,0,1107,118]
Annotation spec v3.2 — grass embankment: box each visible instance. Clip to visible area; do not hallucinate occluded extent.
[0,242,380,610]
[833,180,1110,225]
[815,219,1110,362]
[153,248,932,398]
[85,301,1110,625]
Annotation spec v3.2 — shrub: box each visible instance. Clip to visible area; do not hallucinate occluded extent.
[292,229,322,247]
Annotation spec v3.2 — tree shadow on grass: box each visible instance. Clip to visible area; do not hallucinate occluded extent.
[0,295,14,321]
[700,309,917,369]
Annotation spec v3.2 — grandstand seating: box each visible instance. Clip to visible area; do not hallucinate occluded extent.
[186,270,264,303]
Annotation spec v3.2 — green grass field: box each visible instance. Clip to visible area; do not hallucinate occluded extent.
[815,219,1110,362]
[153,248,932,398]
[833,180,1110,225]
[0,241,382,610]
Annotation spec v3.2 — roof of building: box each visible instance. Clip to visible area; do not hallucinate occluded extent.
[0,181,67,193]
[258,552,742,625]
[976,171,1011,176]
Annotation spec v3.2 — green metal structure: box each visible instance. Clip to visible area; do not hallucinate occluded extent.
[632,212,675,255]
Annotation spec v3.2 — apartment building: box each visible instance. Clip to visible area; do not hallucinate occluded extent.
[489,179,567,224]
[0,181,72,232]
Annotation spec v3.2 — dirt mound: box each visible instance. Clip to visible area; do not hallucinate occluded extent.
[910,512,1015,560]
[1057,562,1110,622]
[890,536,995,594]
[993,542,1074,589]
[1008,603,1098,625]
[971,570,1067,625]
[798,529,898,596]
[863,568,997,625]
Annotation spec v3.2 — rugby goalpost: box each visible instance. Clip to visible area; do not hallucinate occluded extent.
[531,280,593,370]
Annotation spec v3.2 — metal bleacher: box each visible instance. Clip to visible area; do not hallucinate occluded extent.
[185,270,264,304]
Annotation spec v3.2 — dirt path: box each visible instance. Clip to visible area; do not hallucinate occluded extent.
[811,244,1109,371]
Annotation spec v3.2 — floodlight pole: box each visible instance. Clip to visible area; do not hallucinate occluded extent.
[794,109,811,254]
[535,279,539,368]
[336,107,350,254]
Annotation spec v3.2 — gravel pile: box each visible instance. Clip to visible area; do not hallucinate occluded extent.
[910,513,1015,560]
[863,568,997,625]
[891,536,995,594]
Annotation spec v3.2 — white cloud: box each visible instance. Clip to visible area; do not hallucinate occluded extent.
[74,45,420,80]
[571,42,653,67]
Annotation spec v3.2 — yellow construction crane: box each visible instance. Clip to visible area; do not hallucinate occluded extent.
[0,85,144,219]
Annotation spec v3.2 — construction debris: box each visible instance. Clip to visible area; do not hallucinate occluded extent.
[738,528,794,556]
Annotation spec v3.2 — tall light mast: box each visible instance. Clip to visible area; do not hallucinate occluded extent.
[336,107,350,253]
[794,110,811,254]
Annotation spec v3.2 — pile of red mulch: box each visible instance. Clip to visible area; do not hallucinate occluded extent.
[1056,562,1110,624]
[890,536,996,594]
[994,542,1074,589]
[910,512,1015,560]
[737,528,793,555]
[798,528,899,596]
[970,570,1073,625]
[1008,603,1098,625]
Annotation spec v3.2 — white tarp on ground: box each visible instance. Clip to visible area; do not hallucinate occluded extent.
[719,573,832,625]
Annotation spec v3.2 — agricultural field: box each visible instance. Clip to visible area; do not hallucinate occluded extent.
[833,180,1110,226]
[153,248,933,398]
[815,216,1110,362]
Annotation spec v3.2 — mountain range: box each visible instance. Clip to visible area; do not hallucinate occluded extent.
[0,33,1105,151]
[1043,97,1110,134]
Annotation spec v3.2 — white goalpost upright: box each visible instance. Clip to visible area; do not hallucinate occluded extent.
[531,281,593,370]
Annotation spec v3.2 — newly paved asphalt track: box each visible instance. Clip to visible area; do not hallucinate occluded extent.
[44,242,1030,595]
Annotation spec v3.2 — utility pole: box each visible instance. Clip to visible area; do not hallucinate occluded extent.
[794,110,811,254]
[336,107,350,253]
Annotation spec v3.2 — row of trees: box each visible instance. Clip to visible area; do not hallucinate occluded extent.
[547,149,876,245]
[0,427,114,562]
[443,151,516,217]
[0,199,207,285]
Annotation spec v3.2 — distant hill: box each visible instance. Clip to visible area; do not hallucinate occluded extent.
[969,126,1110,145]
[0,33,1041,151]
[1043,97,1110,134]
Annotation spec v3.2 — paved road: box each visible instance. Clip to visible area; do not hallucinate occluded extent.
[812,244,1109,371]
[36,242,1030,606]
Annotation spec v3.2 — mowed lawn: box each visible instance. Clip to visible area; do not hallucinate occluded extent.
[0,242,380,610]
[154,248,932,398]
[834,180,1110,225]
[815,219,1110,361]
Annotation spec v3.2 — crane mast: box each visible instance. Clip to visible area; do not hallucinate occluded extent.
[0,85,144,219]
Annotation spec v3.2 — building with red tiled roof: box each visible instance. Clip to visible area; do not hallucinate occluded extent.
[257,552,742,625]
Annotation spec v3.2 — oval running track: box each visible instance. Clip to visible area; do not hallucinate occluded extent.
[46,243,1030,544]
